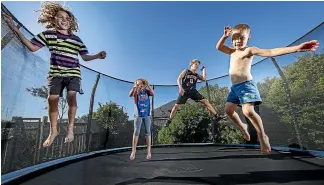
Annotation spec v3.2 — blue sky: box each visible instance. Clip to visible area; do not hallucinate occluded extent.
[2,1,324,120]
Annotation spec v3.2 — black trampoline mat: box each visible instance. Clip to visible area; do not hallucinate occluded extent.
[13,146,324,185]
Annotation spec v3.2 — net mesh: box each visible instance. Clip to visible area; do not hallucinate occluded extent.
[1,3,323,175]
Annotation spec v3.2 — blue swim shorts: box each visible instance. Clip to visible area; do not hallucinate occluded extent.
[226,80,262,105]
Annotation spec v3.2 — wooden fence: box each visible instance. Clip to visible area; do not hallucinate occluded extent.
[1,116,105,174]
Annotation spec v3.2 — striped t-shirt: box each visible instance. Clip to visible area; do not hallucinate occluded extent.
[31,30,89,78]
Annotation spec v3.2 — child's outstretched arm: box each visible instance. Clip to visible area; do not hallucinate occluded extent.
[81,51,106,62]
[249,40,319,57]
[2,14,40,52]
[216,26,235,55]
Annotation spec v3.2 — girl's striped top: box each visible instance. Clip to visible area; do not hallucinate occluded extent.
[31,30,89,78]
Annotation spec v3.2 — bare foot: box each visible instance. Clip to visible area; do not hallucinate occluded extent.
[43,132,58,147]
[130,152,136,160]
[64,131,74,143]
[240,124,250,141]
[146,153,151,160]
[259,134,271,154]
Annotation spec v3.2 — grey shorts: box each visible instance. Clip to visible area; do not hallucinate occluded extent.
[47,76,83,97]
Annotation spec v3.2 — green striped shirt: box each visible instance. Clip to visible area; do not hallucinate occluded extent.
[31,30,89,78]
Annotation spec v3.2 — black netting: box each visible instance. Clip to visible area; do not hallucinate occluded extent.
[1,3,323,176]
[262,23,324,150]
[152,85,179,144]
[251,58,298,147]
[93,74,134,149]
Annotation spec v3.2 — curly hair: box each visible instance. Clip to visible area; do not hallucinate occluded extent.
[136,78,149,87]
[36,1,79,34]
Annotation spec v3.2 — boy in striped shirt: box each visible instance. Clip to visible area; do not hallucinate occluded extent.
[3,2,106,147]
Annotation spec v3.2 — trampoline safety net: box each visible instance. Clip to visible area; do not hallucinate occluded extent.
[1,3,324,175]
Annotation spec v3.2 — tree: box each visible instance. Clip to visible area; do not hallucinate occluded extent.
[78,114,89,122]
[262,52,324,150]
[157,103,211,144]
[26,85,67,123]
[199,84,229,114]
[157,84,244,145]
[92,101,129,134]
[257,77,277,100]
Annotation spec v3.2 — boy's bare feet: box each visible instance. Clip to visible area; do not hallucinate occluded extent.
[130,152,136,160]
[259,134,271,154]
[240,124,250,141]
[64,131,74,143]
[43,131,58,147]
[64,125,74,143]
[146,152,151,160]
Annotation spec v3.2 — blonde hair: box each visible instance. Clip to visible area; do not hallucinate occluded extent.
[36,1,79,34]
[189,59,201,67]
[232,24,250,34]
[136,78,149,87]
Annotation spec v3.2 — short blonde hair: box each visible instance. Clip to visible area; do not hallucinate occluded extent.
[232,24,250,34]
[189,59,200,67]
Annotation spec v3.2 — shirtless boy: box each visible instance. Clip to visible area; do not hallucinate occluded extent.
[216,24,319,154]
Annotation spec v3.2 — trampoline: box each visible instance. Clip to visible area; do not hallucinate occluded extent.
[1,3,324,185]
[2,144,324,185]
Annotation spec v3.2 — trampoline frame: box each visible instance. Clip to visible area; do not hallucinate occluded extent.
[2,143,324,185]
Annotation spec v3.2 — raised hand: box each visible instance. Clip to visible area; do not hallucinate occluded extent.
[2,13,19,32]
[97,51,107,59]
[146,82,150,90]
[297,40,319,52]
[224,26,232,37]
